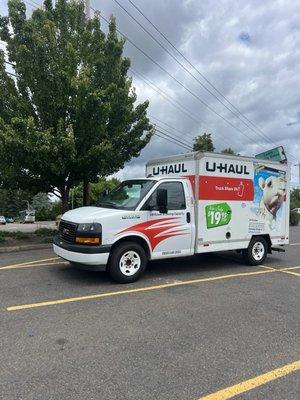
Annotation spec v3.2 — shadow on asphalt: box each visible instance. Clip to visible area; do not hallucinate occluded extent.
[49,251,259,287]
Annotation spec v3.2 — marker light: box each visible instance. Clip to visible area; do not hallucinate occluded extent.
[75,237,100,245]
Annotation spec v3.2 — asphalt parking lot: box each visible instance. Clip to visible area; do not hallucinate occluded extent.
[0,228,299,400]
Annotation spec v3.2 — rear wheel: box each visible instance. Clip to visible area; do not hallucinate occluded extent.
[243,237,268,265]
[108,242,147,283]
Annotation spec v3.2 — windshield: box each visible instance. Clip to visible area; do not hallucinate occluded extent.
[98,180,156,210]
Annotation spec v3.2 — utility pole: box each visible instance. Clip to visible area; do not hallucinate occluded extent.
[85,0,91,19]
[295,163,300,187]
[83,0,91,207]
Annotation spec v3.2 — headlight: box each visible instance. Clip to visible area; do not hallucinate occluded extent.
[75,223,102,245]
[77,223,102,234]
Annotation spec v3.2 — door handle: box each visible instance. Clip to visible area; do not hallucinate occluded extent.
[186,212,191,223]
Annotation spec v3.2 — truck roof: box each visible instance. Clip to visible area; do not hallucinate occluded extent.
[146,150,289,167]
[125,177,182,182]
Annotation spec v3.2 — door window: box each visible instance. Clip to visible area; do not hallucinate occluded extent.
[144,182,186,211]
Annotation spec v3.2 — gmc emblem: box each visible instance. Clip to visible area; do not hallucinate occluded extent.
[63,228,70,235]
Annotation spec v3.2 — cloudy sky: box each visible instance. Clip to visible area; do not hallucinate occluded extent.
[1,0,300,185]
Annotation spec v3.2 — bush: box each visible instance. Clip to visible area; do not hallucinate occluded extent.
[0,231,5,243]
[11,231,29,240]
[35,228,57,237]
[35,207,54,221]
[290,211,300,226]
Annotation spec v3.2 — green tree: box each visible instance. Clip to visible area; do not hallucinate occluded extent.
[70,177,120,208]
[0,188,32,217]
[0,0,152,211]
[193,133,215,152]
[290,188,300,210]
[221,147,236,155]
[31,192,51,211]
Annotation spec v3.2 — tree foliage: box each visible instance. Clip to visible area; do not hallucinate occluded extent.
[70,177,120,209]
[221,147,236,155]
[0,188,32,216]
[290,188,300,210]
[0,0,153,211]
[193,133,237,154]
[193,133,215,152]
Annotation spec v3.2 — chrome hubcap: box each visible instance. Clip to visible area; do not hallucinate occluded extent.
[252,242,265,261]
[119,251,141,276]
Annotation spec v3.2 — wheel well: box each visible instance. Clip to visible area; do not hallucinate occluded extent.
[251,234,272,253]
[111,236,151,259]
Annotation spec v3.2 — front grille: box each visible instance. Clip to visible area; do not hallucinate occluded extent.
[59,220,78,243]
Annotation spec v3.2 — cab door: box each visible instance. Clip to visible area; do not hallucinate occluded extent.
[141,180,194,259]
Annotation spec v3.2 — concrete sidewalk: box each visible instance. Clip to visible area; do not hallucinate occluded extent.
[0,221,56,233]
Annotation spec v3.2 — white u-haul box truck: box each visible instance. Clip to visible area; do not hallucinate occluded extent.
[54,151,290,283]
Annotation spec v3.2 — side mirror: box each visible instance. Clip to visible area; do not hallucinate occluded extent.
[157,188,168,214]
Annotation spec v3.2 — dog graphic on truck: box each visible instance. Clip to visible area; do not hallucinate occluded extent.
[253,165,287,231]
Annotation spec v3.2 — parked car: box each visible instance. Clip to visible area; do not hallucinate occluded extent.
[19,210,35,223]
[0,216,6,225]
[5,217,14,223]
[55,214,62,227]
[291,208,300,214]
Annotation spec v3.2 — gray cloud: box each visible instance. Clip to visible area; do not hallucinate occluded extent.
[1,0,300,184]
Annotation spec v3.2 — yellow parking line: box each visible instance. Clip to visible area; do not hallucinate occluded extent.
[279,266,300,271]
[7,269,275,312]
[199,359,300,400]
[281,270,300,278]
[0,257,59,271]
[0,261,68,271]
[258,265,275,271]
[259,265,300,278]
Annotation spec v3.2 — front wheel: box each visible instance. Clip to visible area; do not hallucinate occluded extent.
[107,242,147,283]
[242,237,268,265]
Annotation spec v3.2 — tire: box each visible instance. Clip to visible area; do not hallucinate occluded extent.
[107,242,147,283]
[242,237,268,266]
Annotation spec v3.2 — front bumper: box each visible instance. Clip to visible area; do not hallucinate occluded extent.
[53,236,111,268]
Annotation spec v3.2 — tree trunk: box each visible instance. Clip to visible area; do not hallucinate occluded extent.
[83,178,90,206]
[61,187,70,213]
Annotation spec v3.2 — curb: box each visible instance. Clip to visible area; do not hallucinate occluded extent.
[0,243,52,254]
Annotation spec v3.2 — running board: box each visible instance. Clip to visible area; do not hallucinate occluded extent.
[271,246,285,253]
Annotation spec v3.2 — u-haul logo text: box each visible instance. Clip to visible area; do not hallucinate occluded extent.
[206,162,250,175]
[152,163,187,175]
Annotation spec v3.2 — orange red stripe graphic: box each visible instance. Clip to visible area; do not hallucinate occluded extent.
[118,218,187,250]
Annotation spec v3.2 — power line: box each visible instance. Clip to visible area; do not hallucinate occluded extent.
[155,130,192,151]
[3,2,296,162]
[130,68,200,125]
[93,9,279,156]
[6,71,16,78]
[5,2,292,159]
[25,0,41,9]
[4,60,14,67]
[155,129,192,151]
[111,0,270,141]
[150,115,195,141]
[154,124,193,149]
[130,67,237,151]
[125,0,294,156]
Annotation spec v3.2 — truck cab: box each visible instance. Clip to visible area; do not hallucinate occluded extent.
[54,177,196,283]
